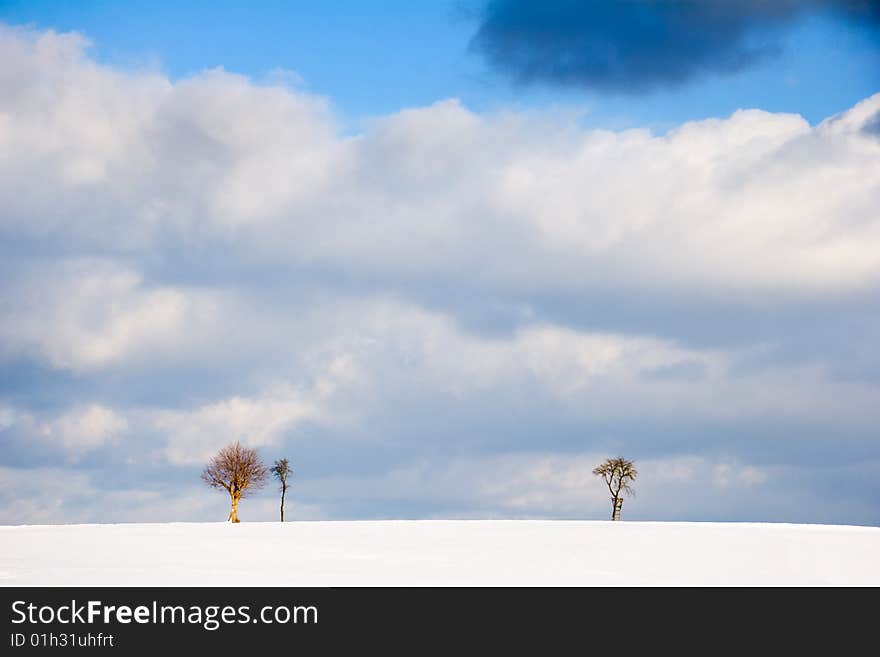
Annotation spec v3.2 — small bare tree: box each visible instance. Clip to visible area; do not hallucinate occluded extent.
[593,457,637,521]
[270,458,292,522]
[201,442,268,523]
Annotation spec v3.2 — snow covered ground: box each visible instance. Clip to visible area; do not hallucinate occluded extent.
[1,520,878,586]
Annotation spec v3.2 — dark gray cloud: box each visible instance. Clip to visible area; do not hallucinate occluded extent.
[469,0,880,93]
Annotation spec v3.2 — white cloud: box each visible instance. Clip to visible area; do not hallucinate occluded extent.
[41,404,128,452]
[0,405,14,431]
[645,455,767,489]
[4,283,880,472]
[271,299,880,426]
[1,25,879,295]
[156,355,360,465]
[0,403,128,459]
[0,260,225,371]
[156,389,318,466]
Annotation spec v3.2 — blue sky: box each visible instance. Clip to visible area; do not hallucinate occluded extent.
[2,0,878,127]
[0,1,878,526]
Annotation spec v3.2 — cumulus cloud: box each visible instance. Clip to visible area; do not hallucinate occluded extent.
[469,0,880,93]
[157,358,359,466]
[242,299,880,428]
[41,404,128,452]
[1,25,879,296]
[0,260,228,371]
[1,404,127,461]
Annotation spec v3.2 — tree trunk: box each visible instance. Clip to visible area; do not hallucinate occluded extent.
[229,492,241,523]
[612,496,623,521]
[280,485,286,522]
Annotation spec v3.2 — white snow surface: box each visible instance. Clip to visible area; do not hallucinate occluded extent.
[1,520,878,586]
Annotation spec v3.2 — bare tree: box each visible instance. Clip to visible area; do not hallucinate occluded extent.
[270,458,292,522]
[201,442,268,523]
[593,457,637,521]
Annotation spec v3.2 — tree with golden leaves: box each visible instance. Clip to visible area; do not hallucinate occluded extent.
[201,442,268,523]
[593,457,637,521]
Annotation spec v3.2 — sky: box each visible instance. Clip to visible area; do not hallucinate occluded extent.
[0,0,878,526]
